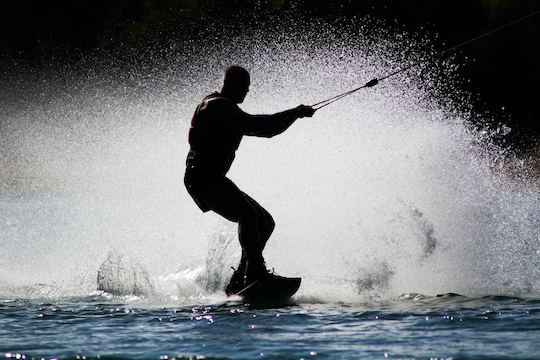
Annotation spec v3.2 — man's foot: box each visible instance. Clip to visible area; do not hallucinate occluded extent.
[226,263,292,296]
[243,260,267,285]
[265,267,287,280]
[244,261,289,285]
[225,265,247,296]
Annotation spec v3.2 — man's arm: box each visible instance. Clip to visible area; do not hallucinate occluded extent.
[238,105,315,138]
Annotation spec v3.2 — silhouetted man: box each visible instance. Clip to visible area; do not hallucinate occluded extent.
[184,65,315,295]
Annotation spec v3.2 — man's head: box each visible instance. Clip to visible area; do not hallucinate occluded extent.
[221,65,250,103]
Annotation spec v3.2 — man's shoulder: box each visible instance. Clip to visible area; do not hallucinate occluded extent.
[201,92,238,111]
[202,91,221,101]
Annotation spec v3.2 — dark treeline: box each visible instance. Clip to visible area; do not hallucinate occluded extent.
[1,0,539,147]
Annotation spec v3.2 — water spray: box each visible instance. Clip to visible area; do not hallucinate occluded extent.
[2,12,539,301]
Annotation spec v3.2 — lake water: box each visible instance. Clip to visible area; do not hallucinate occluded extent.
[1,293,539,359]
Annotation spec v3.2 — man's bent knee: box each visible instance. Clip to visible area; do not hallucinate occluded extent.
[262,213,275,234]
[256,212,275,243]
[237,206,259,224]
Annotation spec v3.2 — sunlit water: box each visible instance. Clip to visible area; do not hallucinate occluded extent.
[2,295,540,359]
[1,17,539,359]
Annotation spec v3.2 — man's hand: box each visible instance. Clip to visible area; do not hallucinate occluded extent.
[365,78,378,87]
[295,105,316,118]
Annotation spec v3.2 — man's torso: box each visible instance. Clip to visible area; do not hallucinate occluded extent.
[187,92,244,179]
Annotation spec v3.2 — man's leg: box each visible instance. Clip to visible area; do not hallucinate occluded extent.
[200,178,268,284]
[235,195,276,286]
[234,196,274,271]
[244,195,275,252]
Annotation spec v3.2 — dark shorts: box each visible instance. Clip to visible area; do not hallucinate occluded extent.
[184,168,216,212]
[184,170,270,223]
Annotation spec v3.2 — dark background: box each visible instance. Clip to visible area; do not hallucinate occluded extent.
[1,0,539,150]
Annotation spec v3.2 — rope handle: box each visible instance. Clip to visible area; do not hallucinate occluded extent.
[311,78,378,110]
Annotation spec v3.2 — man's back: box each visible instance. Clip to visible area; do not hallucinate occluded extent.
[188,92,244,179]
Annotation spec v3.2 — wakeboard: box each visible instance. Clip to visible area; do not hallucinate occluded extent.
[233,276,301,303]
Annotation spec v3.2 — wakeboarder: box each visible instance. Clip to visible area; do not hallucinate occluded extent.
[184,65,315,295]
